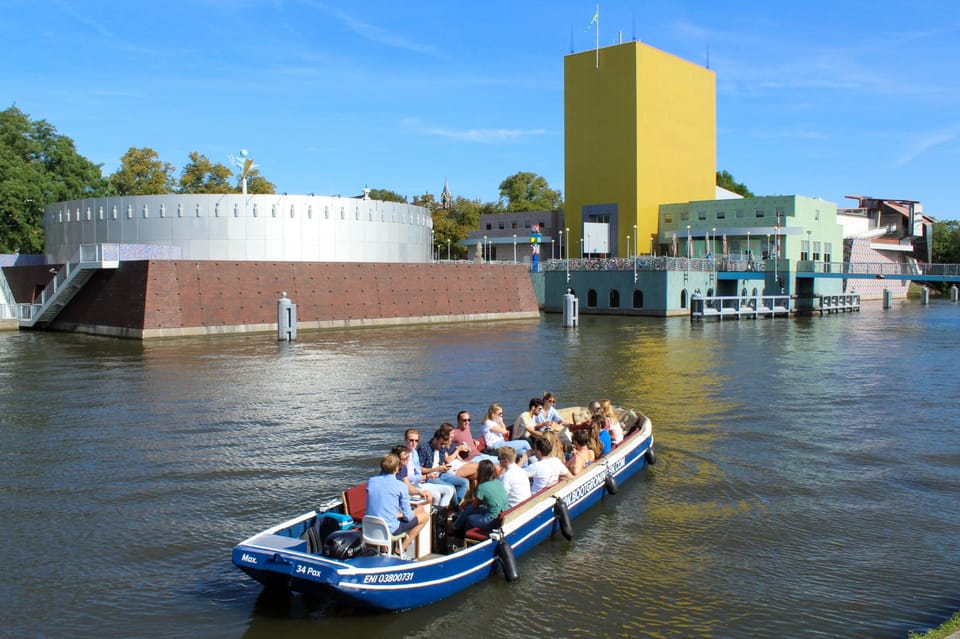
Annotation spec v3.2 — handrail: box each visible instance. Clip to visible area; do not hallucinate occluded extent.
[18,243,120,327]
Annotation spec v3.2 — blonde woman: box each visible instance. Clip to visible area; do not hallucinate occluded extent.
[600,399,624,445]
[482,403,531,457]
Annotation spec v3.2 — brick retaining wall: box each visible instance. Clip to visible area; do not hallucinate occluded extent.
[4,261,539,339]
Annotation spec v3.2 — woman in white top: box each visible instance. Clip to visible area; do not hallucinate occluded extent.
[482,403,531,457]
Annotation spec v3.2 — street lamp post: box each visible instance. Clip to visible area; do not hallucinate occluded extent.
[712,227,717,258]
[580,238,584,261]
[447,238,451,261]
[626,236,631,261]
[558,229,563,262]
[633,224,638,256]
[564,227,570,283]
[747,231,751,261]
[513,234,517,263]
[483,235,487,263]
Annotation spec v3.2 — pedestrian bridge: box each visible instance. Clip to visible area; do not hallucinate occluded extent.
[540,257,960,283]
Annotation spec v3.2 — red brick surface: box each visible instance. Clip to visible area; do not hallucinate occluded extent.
[8,261,538,333]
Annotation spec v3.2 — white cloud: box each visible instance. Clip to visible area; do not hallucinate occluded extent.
[893,125,960,168]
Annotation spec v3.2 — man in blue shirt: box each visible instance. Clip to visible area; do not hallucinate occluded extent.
[366,453,429,557]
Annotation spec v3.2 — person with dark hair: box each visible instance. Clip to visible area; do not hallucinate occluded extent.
[449,459,508,534]
[524,435,573,493]
[566,428,595,476]
[366,453,429,557]
[512,396,545,440]
[417,424,469,503]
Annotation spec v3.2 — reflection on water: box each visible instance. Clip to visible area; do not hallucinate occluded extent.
[2,302,960,638]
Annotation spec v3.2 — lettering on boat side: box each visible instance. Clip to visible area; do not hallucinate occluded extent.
[362,571,415,584]
[295,564,326,578]
[563,457,626,506]
[240,553,257,564]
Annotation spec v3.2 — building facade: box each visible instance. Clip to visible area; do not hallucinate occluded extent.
[564,41,716,260]
[462,210,564,263]
[43,193,433,264]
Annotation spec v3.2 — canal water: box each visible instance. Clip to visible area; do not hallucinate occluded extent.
[2,301,958,638]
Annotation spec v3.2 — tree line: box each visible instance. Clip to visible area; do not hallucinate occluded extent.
[0,106,564,256]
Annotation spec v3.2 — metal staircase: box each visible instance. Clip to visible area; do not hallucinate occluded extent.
[18,244,120,329]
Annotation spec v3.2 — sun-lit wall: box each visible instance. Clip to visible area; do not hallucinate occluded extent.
[564,41,716,257]
[43,194,432,264]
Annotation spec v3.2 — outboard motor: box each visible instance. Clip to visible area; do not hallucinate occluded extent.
[324,529,364,560]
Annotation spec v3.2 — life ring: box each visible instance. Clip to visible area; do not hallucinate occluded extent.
[554,498,574,540]
[497,539,520,582]
[645,446,657,465]
[604,473,619,495]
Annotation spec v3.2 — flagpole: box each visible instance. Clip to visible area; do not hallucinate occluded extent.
[595,4,600,69]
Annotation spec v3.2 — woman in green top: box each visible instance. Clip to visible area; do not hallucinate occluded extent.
[450,460,508,533]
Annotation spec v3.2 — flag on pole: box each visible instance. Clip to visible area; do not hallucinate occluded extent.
[586,8,598,31]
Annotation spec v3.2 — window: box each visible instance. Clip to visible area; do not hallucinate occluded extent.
[736,209,745,218]
[680,211,690,221]
[512,222,518,229]
[664,214,673,223]
[716,211,725,219]
[815,209,820,221]
[632,290,643,309]
[498,222,504,230]
[609,290,620,308]
[486,223,492,230]
[755,209,765,218]
[698,211,707,220]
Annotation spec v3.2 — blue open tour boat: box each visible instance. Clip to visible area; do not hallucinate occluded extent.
[232,406,655,612]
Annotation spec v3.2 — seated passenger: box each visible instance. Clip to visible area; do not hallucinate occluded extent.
[418,424,469,504]
[566,428,596,476]
[524,435,573,493]
[542,429,567,461]
[600,399,624,445]
[589,414,610,457]
[450,460,509,534]
[482,403,531,457]
[393,440,455,508]
[535,392,573,447]
[366,453,429,557]
[451,410,499,469]
[498,446,531,507]
[512,397,545,440]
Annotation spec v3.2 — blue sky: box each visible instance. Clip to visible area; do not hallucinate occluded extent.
[3,1,959,219]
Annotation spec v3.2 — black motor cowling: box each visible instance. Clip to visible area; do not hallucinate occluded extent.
[324,529,364,560]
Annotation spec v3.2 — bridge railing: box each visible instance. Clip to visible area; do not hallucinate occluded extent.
[541,256,741,273]
[796,261,960,277]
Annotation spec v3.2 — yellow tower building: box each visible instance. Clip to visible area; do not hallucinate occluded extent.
[564,41,716,257]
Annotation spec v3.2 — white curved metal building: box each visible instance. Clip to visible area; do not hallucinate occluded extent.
[43,193,433,264]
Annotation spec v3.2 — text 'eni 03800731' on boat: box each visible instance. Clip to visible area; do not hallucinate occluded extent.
[231,405,655,612]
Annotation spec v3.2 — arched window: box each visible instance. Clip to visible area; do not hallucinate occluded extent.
[680,289,688,309]
[587,289,598,307]
[609,289,620,308]
[633,290,643,308]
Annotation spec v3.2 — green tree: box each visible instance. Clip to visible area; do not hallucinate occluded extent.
[413,192,437,210]
[178,152,233,193]
[932,220,960,264]
[498,171,562,212]
[108,147,175,195]
[368,188,407,203]
[716,170,754,197]
[0,106,108,253]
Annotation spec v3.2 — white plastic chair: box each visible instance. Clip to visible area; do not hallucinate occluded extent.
[361,515,407,557]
